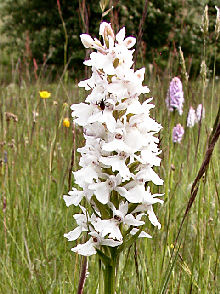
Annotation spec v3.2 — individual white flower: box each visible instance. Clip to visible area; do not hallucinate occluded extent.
[93,218,123,241]
[93,201,144,241]
[63,188,85,207]
[135,165,164,186]
[72,231,122,256]
[132,188,164,229]
[111,201,144,227]
[99,153,132,181]
[71,103,96,127]
[88,173,127,204]
[64,206,91,241]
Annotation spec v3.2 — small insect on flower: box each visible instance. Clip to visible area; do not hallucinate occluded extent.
[63,118,70,128]
[39,90,51,99]
[97,98,106,111]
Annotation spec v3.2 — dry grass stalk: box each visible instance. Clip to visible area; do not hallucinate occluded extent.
[133,0,148,67]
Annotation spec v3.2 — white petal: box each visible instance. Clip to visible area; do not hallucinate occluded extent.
[64,226,82,241]
[89,181,110,204]
[71,103,95,126]
[125,184,145,203]
[101,239,122,247]
[74,166,99,185]
[124,128,144,151]
[108,227,123,241]
[88,110,116,133]
[130,228,152,238]
[119,201,128,216]
[63,189,84,207]
[126,100,143,115]
[116,27,125,43]
[124,214,144,226]
[80,34,94,48]
[100,156,131,180]
[136,166,163,185]
[116,186,128,198]
[102,139,132,153]
[123,37,136,48]
[147,207,161,229]
[71,239,96,256]
[135,68,145,82]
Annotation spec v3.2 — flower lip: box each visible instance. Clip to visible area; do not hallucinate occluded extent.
[92,237,98,243]
[115,133,123,139]
[113,215,122,222]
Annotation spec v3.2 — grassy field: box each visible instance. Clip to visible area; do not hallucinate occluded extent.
[0,70,219,293]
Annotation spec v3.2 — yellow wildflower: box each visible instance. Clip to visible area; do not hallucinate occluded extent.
[39,91,51,99]
[63,118,70,128]
[170,244,174,249]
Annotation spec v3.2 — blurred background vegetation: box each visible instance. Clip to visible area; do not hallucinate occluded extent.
[0,0,219,82]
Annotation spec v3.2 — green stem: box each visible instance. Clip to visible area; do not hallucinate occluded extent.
[102,248,118,294]
[99,259,104,294]
[165,111,175,202]
[104,264,115,294]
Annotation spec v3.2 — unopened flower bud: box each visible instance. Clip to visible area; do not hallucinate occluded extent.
[63,117,70,128]
[99,22,115,48]
[80,34,95,49]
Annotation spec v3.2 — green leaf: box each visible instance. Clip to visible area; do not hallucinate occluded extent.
[117,226,143,255]
[96,248,112,266]
[91,196,111,219]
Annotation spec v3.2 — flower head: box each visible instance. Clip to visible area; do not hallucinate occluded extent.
[166,77,184,115]
[39,90,51,99]
[172,124,184,143]
[187,106,197,128]
[64,22,163,256]
[196,104,205,122]
[63,117,70,128]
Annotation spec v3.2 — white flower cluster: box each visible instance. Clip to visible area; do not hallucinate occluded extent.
[63,22,163,256]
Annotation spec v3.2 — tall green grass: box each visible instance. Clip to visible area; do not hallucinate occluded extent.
[0,71,219,293]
